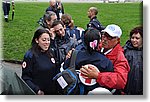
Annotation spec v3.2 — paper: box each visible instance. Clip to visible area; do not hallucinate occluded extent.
[57,76,68,89]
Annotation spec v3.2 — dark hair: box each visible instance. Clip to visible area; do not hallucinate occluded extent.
[130,25,143,39]
[61,14,72,27]
[51,20,64,28]
[31,28,52,58]
[43,11,56,22]
[43,11,56,28]
[84,28,100,54]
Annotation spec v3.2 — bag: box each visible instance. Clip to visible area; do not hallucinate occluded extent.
[53,50,84,95]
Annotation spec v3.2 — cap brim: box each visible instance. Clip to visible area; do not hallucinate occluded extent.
[101,29,116,37]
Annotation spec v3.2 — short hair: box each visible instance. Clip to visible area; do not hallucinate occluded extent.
[130,25,143,39]
[43,11,56,22]
[51,20,64,28]
[89,7,98,15]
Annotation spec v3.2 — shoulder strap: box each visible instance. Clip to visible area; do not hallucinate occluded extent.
[69,50,78,69]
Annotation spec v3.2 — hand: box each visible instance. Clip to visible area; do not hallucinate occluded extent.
[37,90,44,95]
[80,64,99,79]
[66,48,75,60]
[46,28,55,40]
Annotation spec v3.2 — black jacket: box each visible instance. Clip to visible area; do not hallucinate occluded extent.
[123,40,143,95]
[22,49,59,95]
[87,16,105,32]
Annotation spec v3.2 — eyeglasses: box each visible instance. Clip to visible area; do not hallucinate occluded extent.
[101,33,117,40]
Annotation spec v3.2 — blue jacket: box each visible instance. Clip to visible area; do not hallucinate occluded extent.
[87,16,105,32]
[64,45,114,94]
[66,26,85,44]
[21,49,59,95]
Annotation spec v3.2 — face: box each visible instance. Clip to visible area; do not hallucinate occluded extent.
[87,9,92,18]
[101,33,119,49]
[50,0,56,7]
[46,15,57,28]
[131,33,142,48]
[53,24,65,37]
[35,33,50,51]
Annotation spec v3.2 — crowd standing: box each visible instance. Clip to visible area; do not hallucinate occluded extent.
[20,0,143,95]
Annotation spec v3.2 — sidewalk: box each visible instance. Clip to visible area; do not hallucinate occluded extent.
[0,61,22,77]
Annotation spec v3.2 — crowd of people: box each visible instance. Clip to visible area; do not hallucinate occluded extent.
[20,0,143,95]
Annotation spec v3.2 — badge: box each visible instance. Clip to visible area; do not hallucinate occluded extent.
[79,64,99,86]
[22,61,27,68]
[51,58,55,64]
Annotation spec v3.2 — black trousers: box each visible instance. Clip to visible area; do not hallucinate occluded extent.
[2,2,10,17]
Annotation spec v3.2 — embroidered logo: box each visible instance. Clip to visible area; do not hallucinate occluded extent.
[51,58,55,64]
[22,61,27,68]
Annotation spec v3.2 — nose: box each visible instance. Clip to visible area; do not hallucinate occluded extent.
[45,39,50,44]
[59,30,62,34]
[101,35,106,41]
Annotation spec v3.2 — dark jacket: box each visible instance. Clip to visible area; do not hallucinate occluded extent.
[56,2,64,20]
[51,33,78,64]
[66,26,85,44]
[123,40,143,95]
[87,16,105,32]
[64,44,114,94]
[21,49,59,95]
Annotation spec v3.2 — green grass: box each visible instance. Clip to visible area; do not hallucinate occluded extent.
[2,2,142,61]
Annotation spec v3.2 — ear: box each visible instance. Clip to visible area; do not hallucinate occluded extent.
[46,20,50,25]
[117,38,120,43]
[35,38,38,43]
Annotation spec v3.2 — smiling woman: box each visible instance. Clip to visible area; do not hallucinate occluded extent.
[21,28,59,95]
[123,25,143,95]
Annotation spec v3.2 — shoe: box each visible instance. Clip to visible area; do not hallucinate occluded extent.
[5,18,8,22]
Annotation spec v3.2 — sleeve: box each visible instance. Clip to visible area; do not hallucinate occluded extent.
[61,3,64,14]
[21,52,40,94]
[96,52,130,89]
[90,20,105,32]
[63,58,70,70]
[105,59,114,72]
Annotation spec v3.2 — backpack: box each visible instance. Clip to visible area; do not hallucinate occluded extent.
[53,50,84,95]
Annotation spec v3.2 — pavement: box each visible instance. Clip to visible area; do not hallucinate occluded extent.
[0,60,22,77]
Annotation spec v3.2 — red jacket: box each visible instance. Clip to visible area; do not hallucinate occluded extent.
[97,44,130,89]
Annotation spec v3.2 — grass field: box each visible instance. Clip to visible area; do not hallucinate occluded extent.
[2,2,142,61]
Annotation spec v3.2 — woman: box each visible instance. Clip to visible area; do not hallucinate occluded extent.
[21,28,59,95]
[123,25,143,95]
[64,28,114,94]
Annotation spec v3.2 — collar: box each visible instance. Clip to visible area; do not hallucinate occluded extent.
[101,48,113,55]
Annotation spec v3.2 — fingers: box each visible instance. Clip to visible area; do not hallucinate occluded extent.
[49,28,55,39]
[37,90,44,95]
[66,50,73,59]
[80,66,89,76]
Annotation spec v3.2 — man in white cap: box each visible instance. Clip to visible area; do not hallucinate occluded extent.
[80,24,130,94]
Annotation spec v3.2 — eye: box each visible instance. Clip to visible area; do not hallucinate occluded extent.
[42,38,46,41]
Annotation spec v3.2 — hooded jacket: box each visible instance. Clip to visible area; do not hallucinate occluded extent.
[123,40,143,94]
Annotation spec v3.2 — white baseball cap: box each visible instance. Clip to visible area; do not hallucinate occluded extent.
[102,24,122,38]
